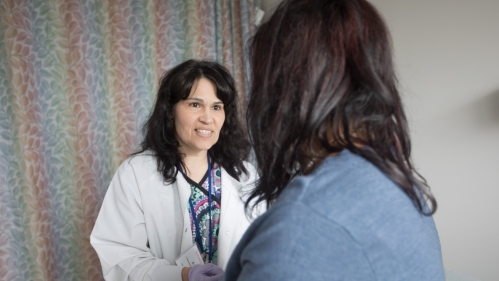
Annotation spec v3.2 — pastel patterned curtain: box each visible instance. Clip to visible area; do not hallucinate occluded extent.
[0,0,260,280]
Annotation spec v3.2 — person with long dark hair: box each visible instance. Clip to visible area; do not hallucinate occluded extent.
[195,0,445,280]
[91,60,258,281]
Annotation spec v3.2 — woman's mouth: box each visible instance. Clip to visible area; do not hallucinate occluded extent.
[195,129,212,135]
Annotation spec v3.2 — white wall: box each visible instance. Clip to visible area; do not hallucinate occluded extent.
[260,0,282,22]
[368,1,499,280]
[260,0,499,280]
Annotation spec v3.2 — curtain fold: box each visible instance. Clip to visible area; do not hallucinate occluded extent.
[0,0,259,280]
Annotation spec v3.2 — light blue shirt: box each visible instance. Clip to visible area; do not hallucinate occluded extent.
[222,149,444,280]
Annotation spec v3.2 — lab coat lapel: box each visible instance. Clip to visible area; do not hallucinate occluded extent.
[218,169,243,268]
[175,167,244,266]
[220,168,240,226]
[175,173,195,255]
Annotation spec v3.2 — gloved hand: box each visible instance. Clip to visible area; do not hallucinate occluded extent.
[188,264,224,281]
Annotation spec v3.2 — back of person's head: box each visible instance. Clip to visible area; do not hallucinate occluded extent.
[246,0,436,214]
[136,60,249,183]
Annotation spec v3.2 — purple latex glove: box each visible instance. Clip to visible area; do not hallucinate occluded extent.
[188,264,224,281]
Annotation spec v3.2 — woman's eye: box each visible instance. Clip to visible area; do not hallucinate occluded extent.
[189,103,199,108]
[213,105,223,111]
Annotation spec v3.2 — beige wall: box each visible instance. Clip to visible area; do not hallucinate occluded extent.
[260,0,499,280]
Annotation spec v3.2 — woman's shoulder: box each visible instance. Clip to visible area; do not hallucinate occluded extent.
[280,150,419,220]
[117,151,158,175]
[127,150,156,163]
[241,161,257,181]
[219,161,257,182]
[111,151,168,191]
[219,161,257,189]
[313,150,397,192]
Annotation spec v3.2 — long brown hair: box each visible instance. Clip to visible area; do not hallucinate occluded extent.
[246,0,436,215]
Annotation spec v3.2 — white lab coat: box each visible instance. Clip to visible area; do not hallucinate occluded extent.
[90,152,259,281]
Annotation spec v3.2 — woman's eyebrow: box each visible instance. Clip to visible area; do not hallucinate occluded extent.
[185,97,224,105]
[185,98,223,104]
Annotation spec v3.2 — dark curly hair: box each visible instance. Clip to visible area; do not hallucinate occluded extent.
[246,0,436,215]
[134,60,250,183]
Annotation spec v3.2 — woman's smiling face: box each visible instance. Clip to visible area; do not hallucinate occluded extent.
[174,77,225,157]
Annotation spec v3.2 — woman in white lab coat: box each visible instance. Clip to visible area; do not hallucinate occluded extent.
[91,60,258,281]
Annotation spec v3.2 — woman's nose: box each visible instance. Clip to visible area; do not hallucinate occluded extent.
[199,109,213,124]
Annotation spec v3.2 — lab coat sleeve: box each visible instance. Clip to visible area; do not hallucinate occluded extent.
[90,159,183,281]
